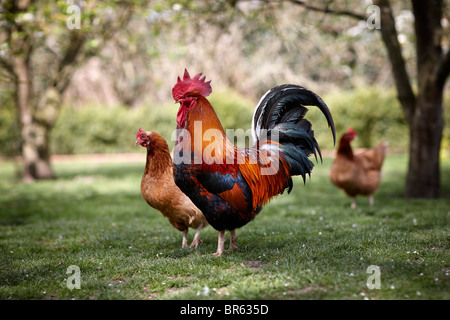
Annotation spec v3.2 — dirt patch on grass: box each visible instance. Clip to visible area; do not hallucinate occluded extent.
[166,286,188,295]
[242,260,268,269]
[286,285,327,296]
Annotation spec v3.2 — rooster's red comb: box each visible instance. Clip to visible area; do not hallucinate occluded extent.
[172,69,212,101]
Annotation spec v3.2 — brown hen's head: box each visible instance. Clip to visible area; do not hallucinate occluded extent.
[337,127,357,155]
[135,128,150,147]
[346,127,357,141]
[135,129,170,153]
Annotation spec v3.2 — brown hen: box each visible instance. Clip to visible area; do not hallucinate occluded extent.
[330,128,388,208]
[136,129,208,248]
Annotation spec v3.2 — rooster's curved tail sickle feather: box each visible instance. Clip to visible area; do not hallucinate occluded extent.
[252,84,336,188]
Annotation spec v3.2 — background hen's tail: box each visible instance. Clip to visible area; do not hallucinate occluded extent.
[358,141,389,171]
[252,84,336,185]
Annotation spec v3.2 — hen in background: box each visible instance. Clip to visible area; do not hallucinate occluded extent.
[330,127,388,208]
[136,129,208,248]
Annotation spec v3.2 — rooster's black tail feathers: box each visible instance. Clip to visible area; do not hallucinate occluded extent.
[252,84,336,184]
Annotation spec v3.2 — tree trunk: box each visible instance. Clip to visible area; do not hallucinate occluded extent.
[7,0,59,183]
[21,123,56,182]
[405,91,443,198]
[13,51,56,182]
[404,0,445,198]
[291,0,449,198]
[376,0,446,198]
[3,1,137,182]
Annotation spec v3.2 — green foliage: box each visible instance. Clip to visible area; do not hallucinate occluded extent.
[310,87,409,150]
[50,87,254,154]
[209,88,254,132]
[51,103,177,154]
[442,94,450,157]
[208,88,255,147]
[1,86,447,156]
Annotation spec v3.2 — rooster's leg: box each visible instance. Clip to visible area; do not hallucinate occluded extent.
[369,195,374,206]
[227,229,239,252]
[214,230,226,257]
[351,198,356,209]
[190,224,203,248]
[182,229,189,248]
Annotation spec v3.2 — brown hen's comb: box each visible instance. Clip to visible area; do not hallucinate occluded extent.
[172,68,212,101]
[136,128,148,139]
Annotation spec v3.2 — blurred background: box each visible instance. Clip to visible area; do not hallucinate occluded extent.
[0,0,449,197]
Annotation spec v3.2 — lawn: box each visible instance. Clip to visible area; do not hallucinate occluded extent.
[0,153,449,300]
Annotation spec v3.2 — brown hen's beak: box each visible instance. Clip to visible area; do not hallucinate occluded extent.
[135,139,141,146]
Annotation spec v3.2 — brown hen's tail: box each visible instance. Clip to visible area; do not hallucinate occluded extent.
[358,141,388,170]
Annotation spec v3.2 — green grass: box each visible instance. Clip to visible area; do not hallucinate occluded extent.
[0,154,449,300]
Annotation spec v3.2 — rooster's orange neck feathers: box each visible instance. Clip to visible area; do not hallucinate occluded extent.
[177,95,291,211]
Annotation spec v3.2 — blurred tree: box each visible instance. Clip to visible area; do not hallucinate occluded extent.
[61,0,397,105]
[0,0,146,182]
[279,0,449,199]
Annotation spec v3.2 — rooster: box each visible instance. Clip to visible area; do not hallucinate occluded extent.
[135,129,208,248]
[329,128,388,209]
[172,69,336,256]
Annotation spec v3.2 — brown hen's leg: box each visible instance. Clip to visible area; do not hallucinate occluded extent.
[182,229,189,248]
[190,224,203,248]
[214,230,226,257]
[351,197,356,209]
[369,195,374,207]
